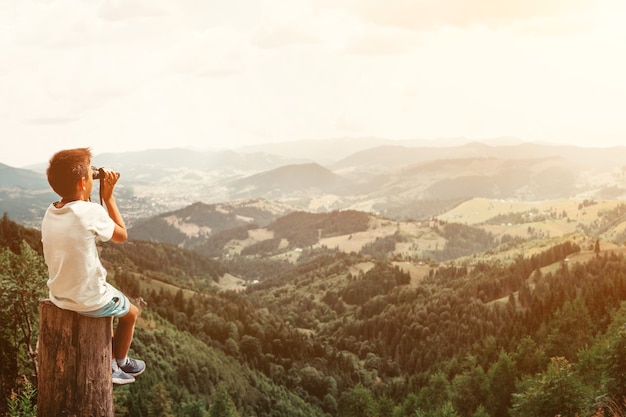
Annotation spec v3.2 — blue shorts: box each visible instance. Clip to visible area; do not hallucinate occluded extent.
[79,288,131,318]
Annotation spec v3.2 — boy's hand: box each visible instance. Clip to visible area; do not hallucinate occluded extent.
[98,168,120,203]
[97,168,127,242]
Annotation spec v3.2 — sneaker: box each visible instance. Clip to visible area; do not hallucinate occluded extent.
[112,360,135,385]
[118,357,146,377]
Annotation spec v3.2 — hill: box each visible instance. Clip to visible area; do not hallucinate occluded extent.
[5,207,626,416]
[128,196,626,270]
[5,139,626,416]
[355,156,579,209]
[227,163,357,200]
[128,199,297,249]
[0,163,55,228]
[332,142,626,171]
[6,141,626,228]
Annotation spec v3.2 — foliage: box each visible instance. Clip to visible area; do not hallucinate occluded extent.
[379,197,471,221]
[510,357,588,417]
[338,384,378,417]
[483,208,563,226]
[342,262,410,305]
[268,210,370,248]
[0,213,42,256]
[360,232,406,259]
[485,352,516,417]
[148,383,175,417]
[604,322,626,402]
[7,378,36,417]
[0,239,47,415]
[429,221,499,261]
[578,203,626,237]
[102,239,226,287]
[222,256,293,281]
[450,357,488,417]
[240,237,282,256]
[193,224,256,258]
[209,386,240,417]
[6,211,626,416]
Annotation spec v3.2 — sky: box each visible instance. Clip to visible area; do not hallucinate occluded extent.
[1,0,626,167]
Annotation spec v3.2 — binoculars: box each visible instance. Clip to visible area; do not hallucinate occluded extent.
[92,166,120,180]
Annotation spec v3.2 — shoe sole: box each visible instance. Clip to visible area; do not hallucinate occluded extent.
[123,367,145,377]
[113,377,135,385]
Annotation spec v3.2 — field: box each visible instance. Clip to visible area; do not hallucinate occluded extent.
[211,197,626,269]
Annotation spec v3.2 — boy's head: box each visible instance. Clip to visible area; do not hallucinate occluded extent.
[46,148,93,199]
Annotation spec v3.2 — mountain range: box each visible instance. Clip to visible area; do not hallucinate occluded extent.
[6,138,626,416]
[3,139,626,228]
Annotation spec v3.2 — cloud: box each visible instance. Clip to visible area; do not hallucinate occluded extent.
[335,115,364,133]
[353,0,593,31]
[23,117,80,126]
[253,25,321,49]
[2,0,626,169]
[168,27,248,78]
[343,33,414,55]
[97,0,172,21]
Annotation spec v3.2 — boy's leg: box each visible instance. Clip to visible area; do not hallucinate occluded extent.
[112,303,138,360]
[112,302,145,376]
[78,293,145,381]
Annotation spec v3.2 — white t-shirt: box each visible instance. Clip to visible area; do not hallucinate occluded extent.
[42,200,116,312]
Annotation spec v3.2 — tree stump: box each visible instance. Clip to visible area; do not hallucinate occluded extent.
[37,300,113,417]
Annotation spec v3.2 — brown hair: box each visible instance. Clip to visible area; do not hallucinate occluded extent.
[46,148,93,198]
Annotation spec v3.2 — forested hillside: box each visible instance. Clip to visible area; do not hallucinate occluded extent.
[4,211,626,416]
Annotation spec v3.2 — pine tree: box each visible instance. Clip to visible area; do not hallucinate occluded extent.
[209,387,240,417]
[0,242,48,411]
[149,383,174,417]
[338,384,378,417]
[486,351,516,417]
[606,327,626,402]
[511,357,587,417]
[450,364,488,417]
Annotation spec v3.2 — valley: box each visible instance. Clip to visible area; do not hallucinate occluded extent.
[3,140,626,416]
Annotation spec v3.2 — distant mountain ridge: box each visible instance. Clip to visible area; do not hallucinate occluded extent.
[333,142,626,170]
[0,163,49,188]
[3,140,626,228]
[362,156,579,203]
[236,136,529,163]
[129,199,296,248]
[0,163,55,227]
[227,163,356,199]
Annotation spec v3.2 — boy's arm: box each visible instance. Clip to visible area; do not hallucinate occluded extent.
[100,169,127,243]
[105,197,127,243]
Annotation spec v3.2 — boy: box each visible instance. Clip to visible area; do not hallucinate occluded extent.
[41,148,145,385]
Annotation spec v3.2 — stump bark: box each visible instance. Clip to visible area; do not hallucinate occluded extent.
[37,300,113,417]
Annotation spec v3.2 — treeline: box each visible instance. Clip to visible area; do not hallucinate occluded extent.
[360,232,406,259]
[129,200,280,248]
[379,197,471,222]
[0,238,47,416]
[0,215,328,417]
[578,203,626,237]
[0,213,42,255]
[483,208,564,225]
[268,210,370,248]
[102,240,226,288]
[342,262,410,305]
[429,221,500,261]
[5,211,626,417]
[194,224,256,257]
[129,256,413,415]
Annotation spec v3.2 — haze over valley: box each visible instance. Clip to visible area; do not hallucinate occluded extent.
[4,138,626,229]
[5,138,626,416]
